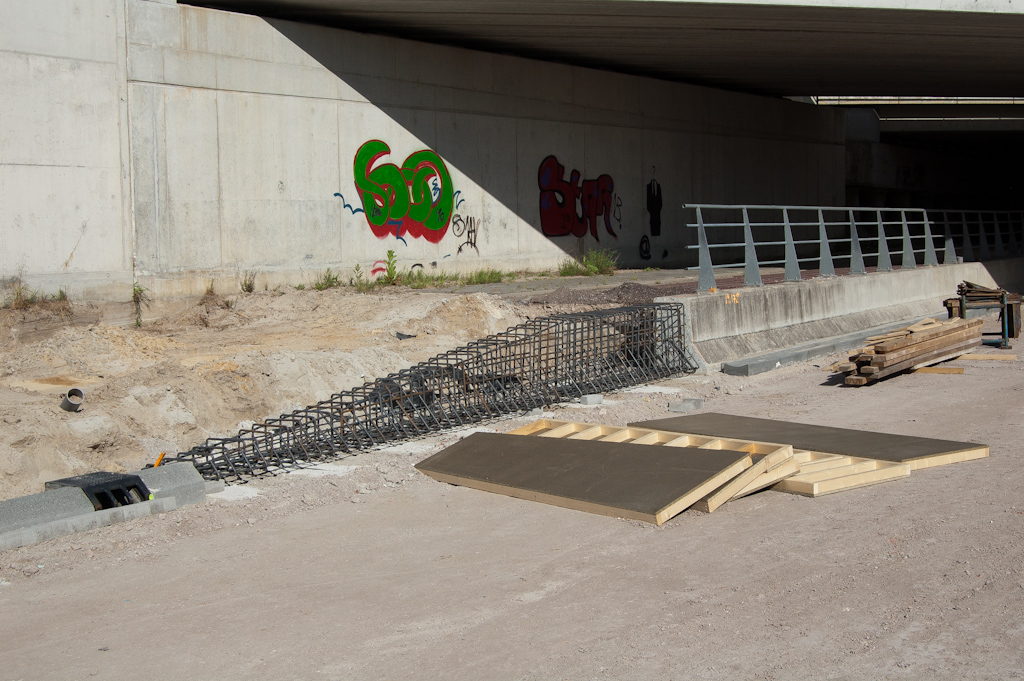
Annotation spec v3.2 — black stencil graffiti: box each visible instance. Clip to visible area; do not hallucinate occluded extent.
[451,214,480,255]
[646,175,662,237]
[639,235,652,260]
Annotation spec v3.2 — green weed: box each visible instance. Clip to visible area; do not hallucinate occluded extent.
[558,248,619,277]
[241,269,258,293]
[312,267,341,291]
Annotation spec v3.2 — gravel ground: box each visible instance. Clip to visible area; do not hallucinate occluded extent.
[2,346,1022,680]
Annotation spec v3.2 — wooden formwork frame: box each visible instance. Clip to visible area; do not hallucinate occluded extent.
[508,420,911,505]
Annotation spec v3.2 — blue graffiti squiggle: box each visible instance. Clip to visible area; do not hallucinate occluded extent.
[453,190,465,210]
[333,192,365,215]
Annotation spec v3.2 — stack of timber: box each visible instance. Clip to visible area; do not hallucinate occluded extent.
[943,281,1021,339]
[837,317,983,386]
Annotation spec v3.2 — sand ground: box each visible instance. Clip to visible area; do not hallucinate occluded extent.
[1,280,1021,680]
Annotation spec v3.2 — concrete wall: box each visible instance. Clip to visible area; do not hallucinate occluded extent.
[2,0,846,300]
[663,260,1016,366]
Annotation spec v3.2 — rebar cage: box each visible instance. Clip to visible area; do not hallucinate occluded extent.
[166,304,695,482]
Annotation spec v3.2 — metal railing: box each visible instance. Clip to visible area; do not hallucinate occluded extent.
[687,204,1024,292]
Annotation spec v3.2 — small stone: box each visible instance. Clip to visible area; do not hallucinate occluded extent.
[246,517,256,525]
[580,394,602,405]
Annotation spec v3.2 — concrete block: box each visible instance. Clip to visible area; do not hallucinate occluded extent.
[0,497,176,552]
[0,487,95,535]
[580,394,603,405]
[668,399,705,413]
[136,462,207,508]
[205,480,226,495]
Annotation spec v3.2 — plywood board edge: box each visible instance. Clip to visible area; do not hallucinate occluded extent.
[416,468,660,524]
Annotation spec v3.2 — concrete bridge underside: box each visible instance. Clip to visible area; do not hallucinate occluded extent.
[188,0,1024,96]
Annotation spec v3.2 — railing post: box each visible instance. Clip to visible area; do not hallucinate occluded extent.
[696,207,717,292]
[848,210,866,274]
[817,209,835,277]
[876,210,893,272]
[978,212,992,260]
[783,208,801,282]
[922,211,938,266]
[961,211,975,262]
[993,214,1007,258]
[900,211,917,268]
[742,207,763,287]
[940,211,957,264]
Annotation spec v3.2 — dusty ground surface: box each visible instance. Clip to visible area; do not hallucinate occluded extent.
[1,276,1022,679]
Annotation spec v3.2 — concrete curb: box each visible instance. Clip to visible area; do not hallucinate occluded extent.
[720,316,933,376]
[0,496,177,552]
[0,462,210,552]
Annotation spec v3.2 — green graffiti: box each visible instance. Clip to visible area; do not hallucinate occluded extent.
[353,141,455,243]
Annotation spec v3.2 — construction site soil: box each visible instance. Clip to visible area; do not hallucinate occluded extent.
[1,282,1022,679]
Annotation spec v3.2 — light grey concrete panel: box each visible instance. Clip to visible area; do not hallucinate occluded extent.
[0,486,94,535]
[215,54,340,99]
[128,43,166,83]
[128,0,183,50]
[433,112,520,261]
[217,91,340,202]
[268,18,397,81]
[180,4,274,62]
[0,165,126,276]
[220,199,342,267]
[0,0,119,62]
[394,39,494,92]
[0,52,122,168]
[161,47,217,89]
[342,74,437,111]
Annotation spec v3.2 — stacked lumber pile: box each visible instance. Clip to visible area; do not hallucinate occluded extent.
[944,281,1022,339]
[957,281,1022,305]
[837,317,983,386]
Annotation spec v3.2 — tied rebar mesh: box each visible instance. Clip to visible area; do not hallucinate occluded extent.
[167,304,695,482]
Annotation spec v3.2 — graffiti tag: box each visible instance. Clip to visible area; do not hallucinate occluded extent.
[451,214,480,255]
[537,155,615,240]
[353,140,454,244]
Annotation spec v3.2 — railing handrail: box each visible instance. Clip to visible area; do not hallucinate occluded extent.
[686,204,1023,292]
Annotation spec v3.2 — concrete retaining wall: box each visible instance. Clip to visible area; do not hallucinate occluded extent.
[658,260,1019,367]
[2,0,845,301]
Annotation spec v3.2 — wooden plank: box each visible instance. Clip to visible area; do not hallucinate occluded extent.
[848,337,982,384]
[415,433,754,525]
[774,460,910,497]
[731,458,800,498]
[959,354,1017,361]
[910,366,964,374]
[869,325,982,367]
[692,448,793,513]
[873,318,983,353]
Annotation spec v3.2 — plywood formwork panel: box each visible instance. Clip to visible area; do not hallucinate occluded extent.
[631,413,988,471]
[415,432,754,525]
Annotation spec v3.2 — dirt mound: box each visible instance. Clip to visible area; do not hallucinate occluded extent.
[0,288,525,499]
[527,281,699,307]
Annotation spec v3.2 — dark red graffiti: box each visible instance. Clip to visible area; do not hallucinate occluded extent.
[537,156,616,240]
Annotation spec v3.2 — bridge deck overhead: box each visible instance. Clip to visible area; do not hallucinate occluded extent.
[186,0,1024,97]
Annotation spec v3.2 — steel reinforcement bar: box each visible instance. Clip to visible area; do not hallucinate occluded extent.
[166,304,695,482]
